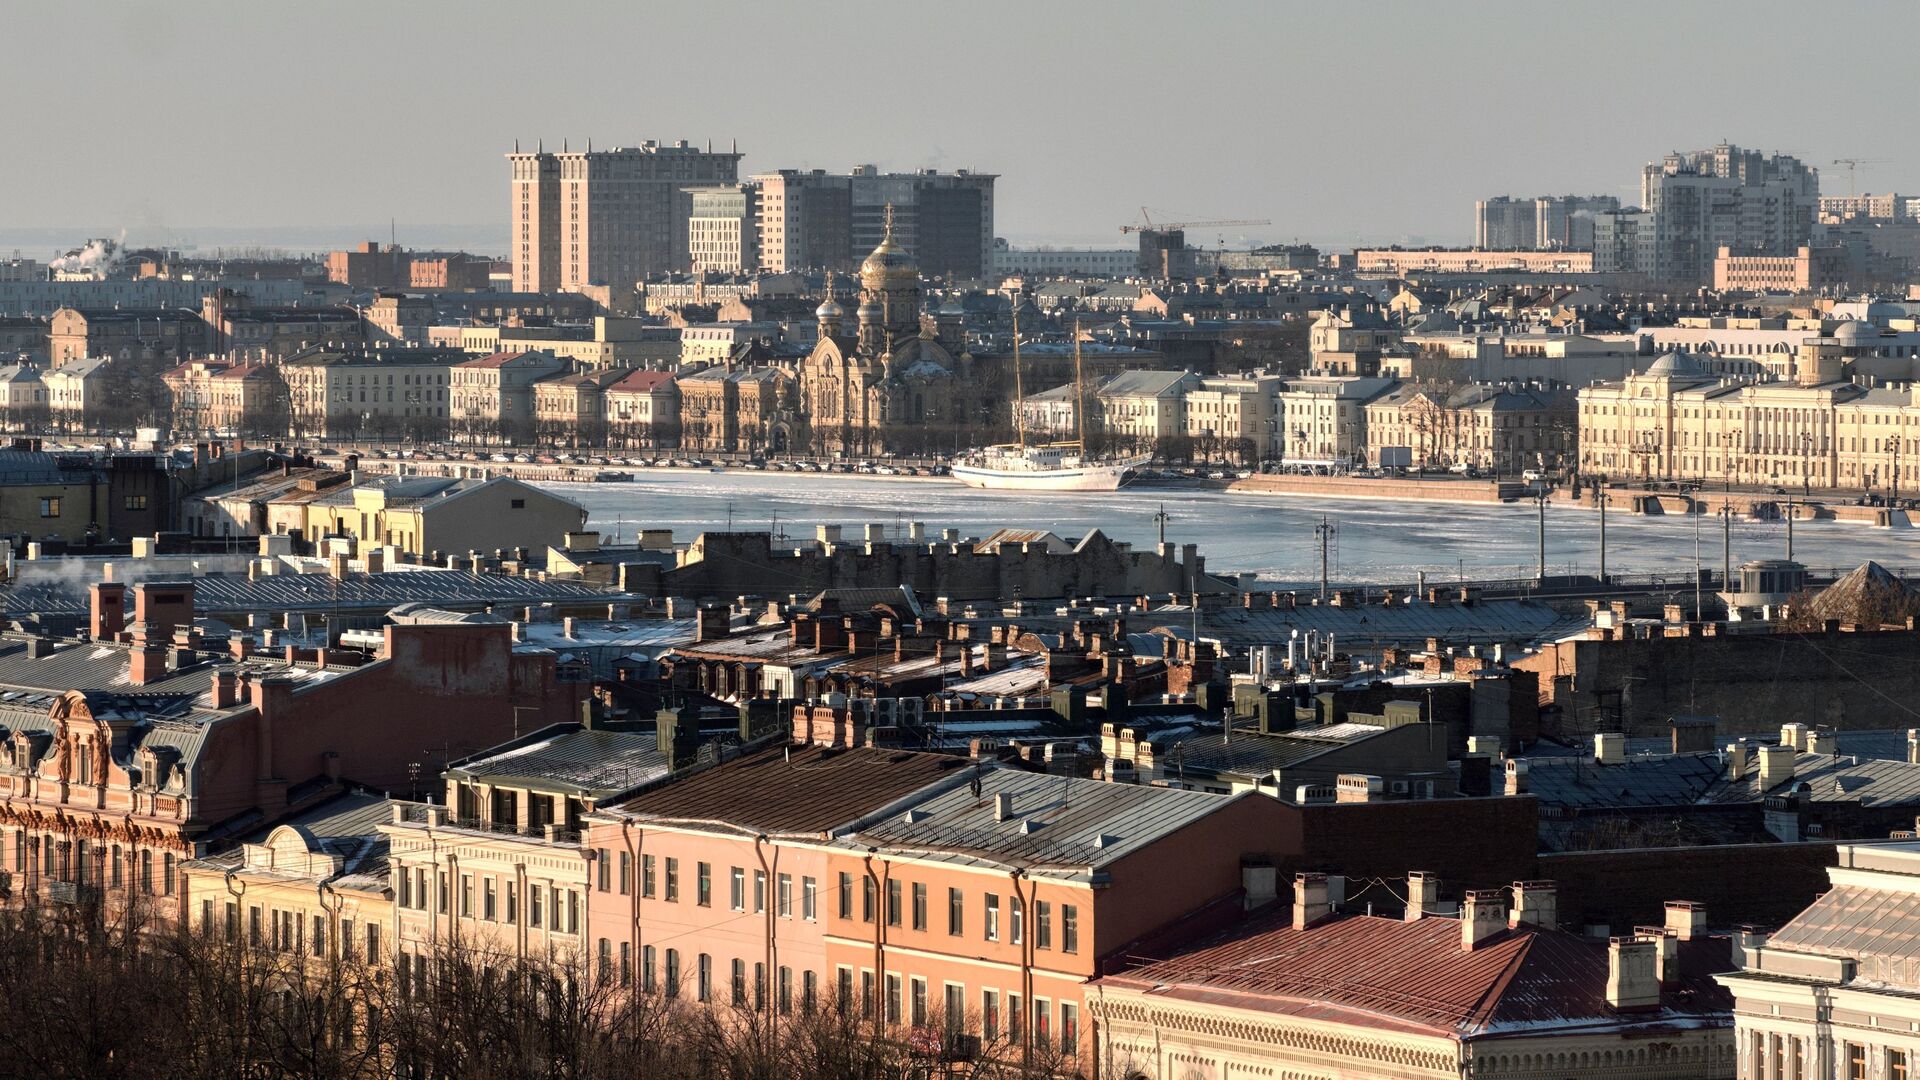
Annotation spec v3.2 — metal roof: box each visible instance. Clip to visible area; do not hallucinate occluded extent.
[0,568,621,619]
[448,728,671,796]
[850,768,1242,878]
[1102,910,1732,1038]
[607,744,972,838]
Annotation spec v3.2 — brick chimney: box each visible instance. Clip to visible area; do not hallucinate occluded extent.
[1509,881,1558,929]
[1664,900,1707,941]
[211,668,240,710]
[1757,743,1795,787]
[695,606,730,643]
[1726,740,1753,781]
[1461,889,1506,950]
[1606,937,1661,1010]
[1405,872,1440,922]
[1292,873,1330,930]
[129,643,169,685]
[131,581,194,646]
[1779,722,1808,751]
[1593,731,1626,765]
[89,582,126,640]
[1636,926,1682,985]
[1504,758,1530,795]
[1806,728,1836,756]
[1241,857,1277,911]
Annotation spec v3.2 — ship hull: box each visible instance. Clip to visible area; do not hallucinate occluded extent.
[949,460,1137,491]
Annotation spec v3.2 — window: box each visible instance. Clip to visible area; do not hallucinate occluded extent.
[697,953,714,1002]
[779,966,793,1015]
[1060,1002,1079,1055]
[643,945,657,992]
[731,866,745,911]
[802,876,817,921]
[837,967,855,1015]
[596,849,610,891]
[944,983,965,1035]
[437,872,448,914]
[697,862,711,907]
[1847,1044,1866,1080]
[885,974,903,1024]
[642,854,656,898]
[597,938,612,984]
[732,958,747,1006]
[985,894,1000,942]
[123,495,148,511]
[396,866,411,907]
[460,874,474,918]
[1010,896,1023,945]
[983,989,1000,1040]
[506,881,517,924]
[1062,904,1079,953]
[619,851,632,895]
[912,882,928,931]
[862,877,876,923]
[1033,998,1051,1043]
[311,915,325,957]
[511,498,526,509]
[779,873,793,918]
[530,884,543,927]
[1892,1049,1909,1080]
[887,879,903,927]
[366,923,380,962]
[666,950,681,998]
[1007,993,1022,1041]
[483,878,497,921]
[665,858,679,902]
[1036,900,1052,949]
[949,888,965,936]
[910,977,928,1027]
[754,963,767,1010]
[754,870,767,914]
[838,872,853,919]
[38,497,59,518]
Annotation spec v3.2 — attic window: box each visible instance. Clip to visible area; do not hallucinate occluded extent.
[511,499,526,509]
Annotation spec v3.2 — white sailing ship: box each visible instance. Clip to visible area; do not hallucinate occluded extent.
[952,315,1143,492]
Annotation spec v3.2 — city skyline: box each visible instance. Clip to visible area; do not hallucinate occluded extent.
[5,0,1914,256]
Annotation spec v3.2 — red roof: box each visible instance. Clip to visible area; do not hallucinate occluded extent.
[1099,910,1732,1038]
[457,351,538,369]
[607,369,675,393]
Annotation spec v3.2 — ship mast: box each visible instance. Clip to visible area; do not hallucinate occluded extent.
[1011,302,1026,449]
[1070,317,1085,451]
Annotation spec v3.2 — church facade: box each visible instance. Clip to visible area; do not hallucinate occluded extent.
[798,211,1009,457]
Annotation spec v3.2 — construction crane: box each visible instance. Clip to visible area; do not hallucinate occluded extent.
[1120,207,1270,234]
[1831,158,1891,198]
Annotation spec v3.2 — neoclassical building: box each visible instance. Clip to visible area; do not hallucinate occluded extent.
[1577,334,1920,493]
[798,211,1006,456]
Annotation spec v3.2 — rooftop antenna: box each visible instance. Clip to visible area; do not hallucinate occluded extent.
[1153,504,1170,547]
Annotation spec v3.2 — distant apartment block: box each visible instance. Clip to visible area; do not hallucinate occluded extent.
[325,242,491,290]
[686,185,759,273]
[993,245,1138,278]
[1352,249,1595,274]
[1818,192,1920,224]
[1712,244,1854,293]
[754,165,996,279]
[1639,143,1819,286]
[508,139,743,292]
[1474,195,1620,250]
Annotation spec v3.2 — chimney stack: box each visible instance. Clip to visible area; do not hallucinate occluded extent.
[1726,740,1753,781]
[1607,937,1662,1010]
[1806,728,1835,756]
[1461,890,1506,950]
[1240,857,1277,911]
[1664,900,1707,941]
[1593,731,1626,765]
[211,667,239,709]
[1636,926,1682,985]
[89,582,126,640]
[994,791,1014,822]
[1504,758,1530,795]
[1509,881,1558,929]
[1405,871,1440,922]
[1779,722,1808,751]
[1292,872,1330,930]
[1757,743,1795,787]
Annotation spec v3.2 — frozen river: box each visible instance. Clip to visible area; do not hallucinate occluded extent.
[543,473,1920,588]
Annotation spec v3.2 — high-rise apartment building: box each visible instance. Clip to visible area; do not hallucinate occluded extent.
[753,165,996,279]
[1475,195,1621,250]
[1640,143,1819,287]
[507,139,743,292]
[687,185,759,273]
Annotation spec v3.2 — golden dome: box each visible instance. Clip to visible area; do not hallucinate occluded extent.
[859,204,919,287]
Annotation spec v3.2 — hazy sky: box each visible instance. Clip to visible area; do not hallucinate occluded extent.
[5,0,1913,254]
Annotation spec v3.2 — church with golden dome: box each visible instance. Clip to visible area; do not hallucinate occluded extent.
[798,206,1004,456]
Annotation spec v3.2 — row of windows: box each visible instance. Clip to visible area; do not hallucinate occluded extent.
[10,831,174,894]
[835,871,1079,952]
[201,899,380,961]
[393,864,582,935]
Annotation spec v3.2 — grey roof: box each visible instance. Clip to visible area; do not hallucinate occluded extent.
[1152,597,1586,651]
[185,789,393,890]
[1643,350,1709,377]
[1156,719,1392,780]
[0,567,620,620]
[447,727,672,797]
[1524,752,1726,809]
[1095,369,1199,398]
[848,767,1244,879]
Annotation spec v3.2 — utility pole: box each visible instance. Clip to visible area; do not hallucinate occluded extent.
[1693,497,1702,616]
[1785,497,1795,560]
[1535,492,1548,583]
[1597,490,1607,584]
[1154,504,1170,548]
[1315,516,1335,602]
[1722,498,1733,592]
